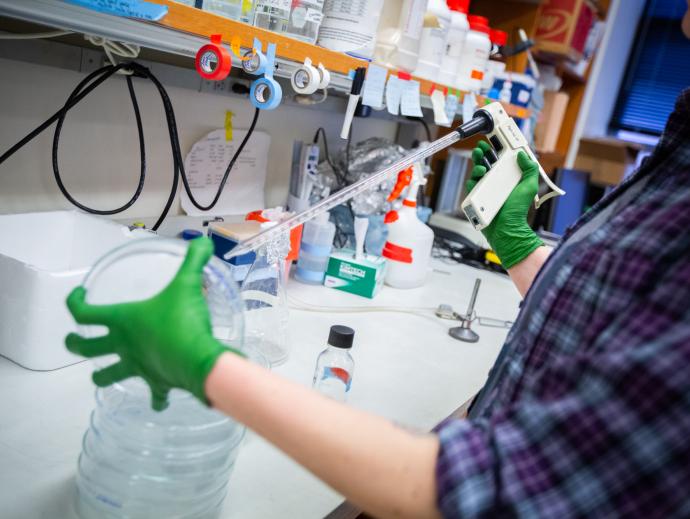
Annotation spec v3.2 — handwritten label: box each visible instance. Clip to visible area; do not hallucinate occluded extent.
[445,92,459,122]
[399,80,423,117]
[361,64,387,109]
[385,76,402,116]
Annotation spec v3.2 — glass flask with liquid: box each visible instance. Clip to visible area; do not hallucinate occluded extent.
[74,238,252,519]
[241,223,291,367]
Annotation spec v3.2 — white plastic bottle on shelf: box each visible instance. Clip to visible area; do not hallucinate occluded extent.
[383,164,434,289]
[253,0,291,34]
[317,0,385,59]
[295,211,336,285]
[374,0,429,72]
[313,325,355,402]
[412,0,452,80]
[242,223,291,367]
[285,0,325,43]
[437,0,469,86]
[455,15,491,93]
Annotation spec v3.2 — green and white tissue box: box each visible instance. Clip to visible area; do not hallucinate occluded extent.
[324,249,386,299]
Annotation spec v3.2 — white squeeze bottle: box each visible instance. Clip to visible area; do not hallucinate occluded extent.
[438,0,469,86]
[455,14,492,92]
[413,0,452,80]
[382,163,434,289]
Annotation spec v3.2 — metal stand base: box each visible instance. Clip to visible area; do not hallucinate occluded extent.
[449,323,479,343]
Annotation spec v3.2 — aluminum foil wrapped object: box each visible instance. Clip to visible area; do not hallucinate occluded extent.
[314,137,407,216]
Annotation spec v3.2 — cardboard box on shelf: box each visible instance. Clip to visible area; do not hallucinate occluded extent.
[574,137,646,186]
[535,91,570,153]
[535,0,598,62]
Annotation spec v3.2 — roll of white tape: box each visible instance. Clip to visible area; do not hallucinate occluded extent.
[317,63,331,90]
[291,58,320,95]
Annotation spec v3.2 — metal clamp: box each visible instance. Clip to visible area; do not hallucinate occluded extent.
[448,278,481,343]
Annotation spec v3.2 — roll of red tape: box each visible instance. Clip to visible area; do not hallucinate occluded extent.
[195,34,231,81]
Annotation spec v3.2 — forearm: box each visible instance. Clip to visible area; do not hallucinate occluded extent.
[206,353,442,519]
[507,245,552,297]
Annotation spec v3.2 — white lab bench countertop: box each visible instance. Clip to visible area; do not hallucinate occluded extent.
[0,259,521,519]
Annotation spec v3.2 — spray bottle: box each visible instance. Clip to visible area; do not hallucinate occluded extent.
[382,163,434,288]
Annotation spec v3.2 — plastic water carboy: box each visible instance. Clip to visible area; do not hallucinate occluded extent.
[74,238,249,519]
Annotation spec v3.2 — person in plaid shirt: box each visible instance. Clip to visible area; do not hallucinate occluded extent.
[64,5,690,518]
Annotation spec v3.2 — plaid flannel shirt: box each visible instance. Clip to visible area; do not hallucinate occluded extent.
[436,88,690,518]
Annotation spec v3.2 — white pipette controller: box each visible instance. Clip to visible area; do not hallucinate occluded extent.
[460,102,565,230]
[224,102,560,259]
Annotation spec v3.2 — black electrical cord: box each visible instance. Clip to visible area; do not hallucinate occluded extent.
[0,61,260,231]
[52,69,146,215]
[313,126,346,187]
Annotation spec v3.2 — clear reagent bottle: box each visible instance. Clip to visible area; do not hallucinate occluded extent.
[313,325,355,402]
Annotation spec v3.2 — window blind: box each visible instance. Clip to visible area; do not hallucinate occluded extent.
[610,0,690,135]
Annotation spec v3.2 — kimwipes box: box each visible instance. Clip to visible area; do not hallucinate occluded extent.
[535,0,598,62]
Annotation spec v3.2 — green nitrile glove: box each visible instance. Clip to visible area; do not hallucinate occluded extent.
[65,237,243,411]
[467,141,544,269]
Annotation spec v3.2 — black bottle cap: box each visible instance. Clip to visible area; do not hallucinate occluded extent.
[328,325,355,349]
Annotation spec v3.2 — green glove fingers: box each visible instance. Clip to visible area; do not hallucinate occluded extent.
[170,235,214,288]
[65,236,243,411]
[65,332,116,358]
[92,361,133,387]
[467,143,544,270]
[151,385,170,412]
[66,286,117,326]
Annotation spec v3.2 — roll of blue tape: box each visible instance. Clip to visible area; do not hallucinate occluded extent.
[250,77,282,110]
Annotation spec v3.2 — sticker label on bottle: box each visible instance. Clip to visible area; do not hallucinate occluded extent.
[256,0,291,14]
[471,69,484,80]
[305,8,324,23]
[322,366,352,390]
[401,0,426,40]
[317,0,383,57]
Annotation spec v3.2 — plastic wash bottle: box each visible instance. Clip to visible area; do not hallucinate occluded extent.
[382,164,434,288]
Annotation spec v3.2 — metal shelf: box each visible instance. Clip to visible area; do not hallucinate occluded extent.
[0,0,531,119]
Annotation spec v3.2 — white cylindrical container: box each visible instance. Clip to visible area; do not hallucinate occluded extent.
[437,0,469,86]
[412,0,452,80]
[317,0,385,59]
[374,0,428,72]
[455,14,491,93]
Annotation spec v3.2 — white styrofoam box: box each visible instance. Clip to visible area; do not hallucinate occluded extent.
[0,211,149,370]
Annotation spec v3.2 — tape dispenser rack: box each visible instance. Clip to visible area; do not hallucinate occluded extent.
[195,35,333,108]
[194,34,283,110]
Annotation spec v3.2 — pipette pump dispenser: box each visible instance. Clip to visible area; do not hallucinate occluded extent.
[460,102,565,230]
[383,164,434,289]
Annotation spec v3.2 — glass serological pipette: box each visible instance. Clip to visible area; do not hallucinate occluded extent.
[224,111,494,259]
